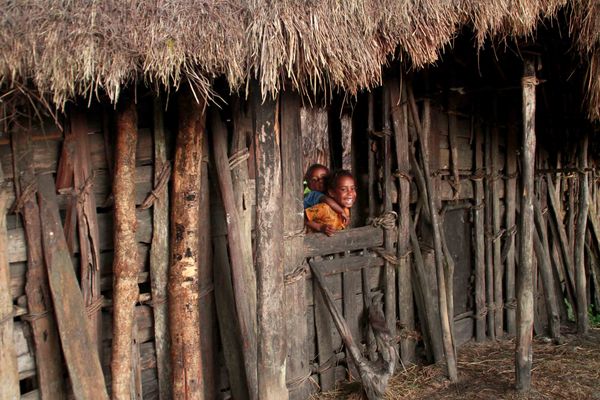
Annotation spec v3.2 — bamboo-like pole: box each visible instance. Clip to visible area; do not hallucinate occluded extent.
[252,84,288,399]
[484,127,496,340]
[516,58,536,392]
[280,90,311,399]
[574,134,589,334]
[0,162,19,400]
[368,93,377,219]
[473,118,487,342]
[111,96,140,399]
[505,113,518,336]
[211,108,258,399]
[390,75,416,364]
[491,113,503,338]
[407,80,457,382]
[150,96,172,400]
[169,90,206,399]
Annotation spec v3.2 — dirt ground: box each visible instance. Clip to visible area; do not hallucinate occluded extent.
[313,326,600,400]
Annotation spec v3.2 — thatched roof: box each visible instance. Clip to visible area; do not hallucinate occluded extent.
[1,1,599,118]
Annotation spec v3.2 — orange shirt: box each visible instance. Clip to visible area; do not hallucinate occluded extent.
[305,203,350,232]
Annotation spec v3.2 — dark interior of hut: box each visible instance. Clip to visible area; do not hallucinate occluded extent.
[3,8,600,400]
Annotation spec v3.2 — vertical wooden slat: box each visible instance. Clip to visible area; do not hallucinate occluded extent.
[211,108,258,399]
[574,134,589,334]
[169,90,205,399]
[280,90,311,399]
[367,93,377,219]
[13,132,66,399]
[484,126,496,340]
[0,162,19,400]
[253,85,288,400]
[491,115,503,338]
[37,173,109,400]
[516,58,536,392]
[111,96,140,399]
[150,96,172,399]
[505,112,518,336]
[313,263,336,391]
[390,75,416,364]
[474,117,487,342]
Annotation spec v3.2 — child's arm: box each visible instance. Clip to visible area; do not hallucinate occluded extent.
[305,220,337,236]
[320,195,348,225]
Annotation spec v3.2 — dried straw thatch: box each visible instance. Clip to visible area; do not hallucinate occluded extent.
[1,1,600,117]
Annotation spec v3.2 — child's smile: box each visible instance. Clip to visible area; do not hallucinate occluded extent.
[329,176,356,208]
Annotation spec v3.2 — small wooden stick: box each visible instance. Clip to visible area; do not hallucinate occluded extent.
[574,135,589,334]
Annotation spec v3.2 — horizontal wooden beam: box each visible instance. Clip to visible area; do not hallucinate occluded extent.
[303,226,384,258]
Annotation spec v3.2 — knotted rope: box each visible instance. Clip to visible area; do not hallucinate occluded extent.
[140,162,172,210]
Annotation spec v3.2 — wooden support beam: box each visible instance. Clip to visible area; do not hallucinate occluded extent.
[491,113,503,338]
[484,126,496,340]
[0,161,19,400]
[516,58,536,392]
[111,96,141,400]
[211,108,258,399]
[390,75,416,364]
[37,173,108,400]
[149,96,172,400]
[252,85,288,399]
[280,90,311,399]
[574,135,589,334]
[13,132,66,399]
[473,119,487,342]
[367,93,377,219]
[505,113,518,336]
[169,89,205,399]
[407,80,457,382]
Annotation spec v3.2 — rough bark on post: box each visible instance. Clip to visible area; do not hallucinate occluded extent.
[0,162,19,400]
[252,83,288,400]
[516,58,536,392]
[211,108,258,399]
[13,132,66,399]
[390,76,416,364]
[111,96,140,399]
[473,119,487,342]
[150,96,172,399]
[407,81,457,382]
[382,85,397,337]
[169,89,205,399]
[37,174,109,400]
[281,90,311,399]
[574,134,589,334]
[505,114,518,336]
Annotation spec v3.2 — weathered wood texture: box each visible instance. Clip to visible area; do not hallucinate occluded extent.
[111,97,141,400]
[505,115,518,336]
[390,77,416,364]
[0,162,19,400]
[491,120,503,338]
[253,87,288,400]
[13,132,66,399]
[37,173,109,400]
[574,135,589,334]
[150,97,172,400]
[473,120,487,342]
[168,91,206,399]
[516,59,536,392]
[281,90,311,399]
[211,108,258,399]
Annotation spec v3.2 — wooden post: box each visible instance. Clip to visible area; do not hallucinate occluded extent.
[407,80,457,382]
[150,96,172,400]
[574,134,589,334]
[111,96,141,399]
[505,112,518,336]
[516,57,536,392]
[280,90,311,399]
[491,111,503,338]
[0,162,19,400]
[382,85,397,337]
[169,89,205,399]
[367,93,377,219]
[211,108,258,399]
[484,126,496,340]
[12,132,66,399]
[390,75,416,364]
[252,83,288,399]
[473,118,487,342]
[37,173,109,400]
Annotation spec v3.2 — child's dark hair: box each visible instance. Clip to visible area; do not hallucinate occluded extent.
[326,169,354,191]
[304,163,329,181]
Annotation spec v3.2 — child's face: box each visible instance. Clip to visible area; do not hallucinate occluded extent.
[307,167,328,192]
[328,176,356,209]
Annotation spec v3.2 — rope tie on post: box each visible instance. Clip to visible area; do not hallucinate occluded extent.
[283,227,306,240]
[393,170,412,182]
[470,168,486,182]
[370,211,397,231]
[522,76,540,88]
[139,162,172,210]
[228,148,249,171]
[10,182,36,214]
[504,298,517,310]
[22,310,50,322]
[86,295,104,317]
[284,264,308,286]
[475,307,488,320]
